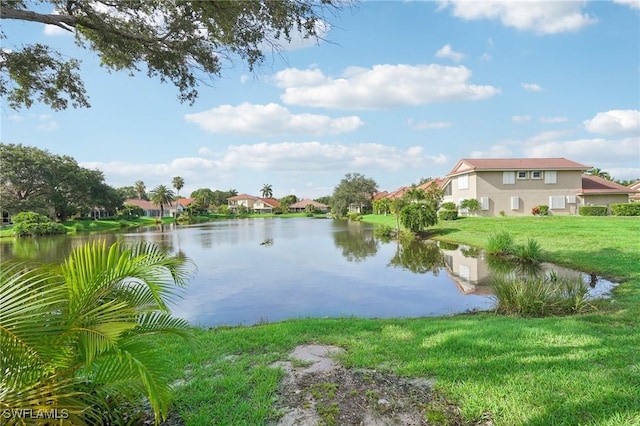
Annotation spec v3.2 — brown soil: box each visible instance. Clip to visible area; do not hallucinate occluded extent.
[152,343,492,426]
[270,344,492,426]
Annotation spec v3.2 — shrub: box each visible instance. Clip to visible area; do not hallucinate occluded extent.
[441,202,457,210]
[532,205,549,216]
[579,205,608,216]
[492,275,593,317]
[12,211,67,237]
[374,224,396,241]
[0,241,193,424]
[438,209,458,220]
[347,212,362,221]
[460,199,479,213]
[611,203,640,216]
[400,203,438,234]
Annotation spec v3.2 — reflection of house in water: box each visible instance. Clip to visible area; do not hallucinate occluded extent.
[438,242,612,297]
[439,243,494,295]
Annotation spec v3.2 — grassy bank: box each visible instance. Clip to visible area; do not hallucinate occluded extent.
[155,216,639,426]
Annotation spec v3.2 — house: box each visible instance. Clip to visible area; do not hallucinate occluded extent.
[167,198,194,217]
[288,199,330,213]
[124,199,163,217]
[628,180,640,202]
[441,158,637,216]
[227,194,280,213]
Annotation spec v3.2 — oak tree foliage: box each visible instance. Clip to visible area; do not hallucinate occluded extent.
[0,0,341,110]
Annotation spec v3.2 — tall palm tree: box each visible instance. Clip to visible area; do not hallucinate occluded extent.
[134,180,146,200]
[172,176,185,197]
[261,183,273,198]
[0,241,192,425]
[588,168,612,181]
[148,185,175,218]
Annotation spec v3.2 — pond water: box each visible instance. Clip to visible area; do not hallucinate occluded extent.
[0,218,615,327]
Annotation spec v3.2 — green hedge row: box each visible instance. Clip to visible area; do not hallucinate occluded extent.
[578,206,608,216]
[611,203,640,216]
[438,209,458,220]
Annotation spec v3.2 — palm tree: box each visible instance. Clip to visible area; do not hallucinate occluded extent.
[261,183,273,198]
[148,185,175,218]
[134,180,146,200]
[588,168,612,181]
[172,176,185,197]
[0,240,192,425]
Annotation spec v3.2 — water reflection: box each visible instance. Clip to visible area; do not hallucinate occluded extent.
[0,219,616,326]
[388,240,443,274]
[332,221,378,262]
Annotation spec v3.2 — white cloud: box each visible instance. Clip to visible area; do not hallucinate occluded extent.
[583,109,640,135]
[276,65,500,110]
[6,114,22,122]
[435,44,465,62]
[539,116,569,123]
[219,142,448,172]
[184,103,363,136]
[470,145,513,158]
[439,1,597,34]
[613,0,640,10]
[480,53,492,62]
[521,83,543,92]
[37,114,58,131]
[512,115,531,124]
[407,119,453,130]
[522,136,639,162]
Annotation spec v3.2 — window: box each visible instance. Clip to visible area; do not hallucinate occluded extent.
[444,182,452,196]
[566,195,577,203]
[511,196,520,210]
[480,196,489,211]
[549,196,565,209]
[503,171,515,185]
[458,174,469,190]
[531,171,542,179]
[517,171,528,180]
[545,171,557,184]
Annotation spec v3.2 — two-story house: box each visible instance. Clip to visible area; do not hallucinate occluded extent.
[443,158,589,216]
[227,194,280,213]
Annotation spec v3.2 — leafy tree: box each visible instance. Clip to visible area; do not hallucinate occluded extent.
[403,186,426,202]
[331,173,378,217]
[172,176,185,197]
[587,168,612,181]
[134,180,147,200]
[373,197,391,215]
[400,203,438,234]
[148,185,175,218]
[190,187,215,206]
[315,195,332,206]
[227,188,238,197]
[0,240,192,424]
[279,194,298,212]
[0,143,120,221]
[261,183,273,198]
[1,1,340,110]
[117,185,140,200]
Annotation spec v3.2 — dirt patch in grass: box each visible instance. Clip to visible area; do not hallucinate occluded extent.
[270,344,492,426]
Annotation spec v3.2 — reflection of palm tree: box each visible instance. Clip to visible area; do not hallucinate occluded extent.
[261,184,273,198]
[149,185,175,218]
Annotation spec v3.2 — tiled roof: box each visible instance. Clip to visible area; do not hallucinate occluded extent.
[578,175,639,194]
[259,198,280,207]
[227,194,259,201]
[124,199,160,210]
[289,199,329,209]
[448,158,591,176]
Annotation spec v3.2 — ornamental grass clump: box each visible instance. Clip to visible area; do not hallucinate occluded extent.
[487,232,546,264]
[492,275,593,317]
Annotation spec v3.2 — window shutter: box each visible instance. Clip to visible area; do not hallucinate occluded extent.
[511,196,519,210]
[545,171,557,184]
[481,197,489,210]
[458,174,469,190]
[503,171,515,185]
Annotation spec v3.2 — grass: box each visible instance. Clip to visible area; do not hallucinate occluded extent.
[149,215,640,426]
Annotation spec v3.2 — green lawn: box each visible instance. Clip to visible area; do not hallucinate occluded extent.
[155,215,640,426]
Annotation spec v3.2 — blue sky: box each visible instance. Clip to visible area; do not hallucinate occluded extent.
[2,1,639,199]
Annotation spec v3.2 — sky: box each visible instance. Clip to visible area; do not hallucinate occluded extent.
[1,1,639,200]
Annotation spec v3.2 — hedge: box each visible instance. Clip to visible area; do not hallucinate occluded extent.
[611,203,640,216]
[579,205,608,216]
[438,209,458,220]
